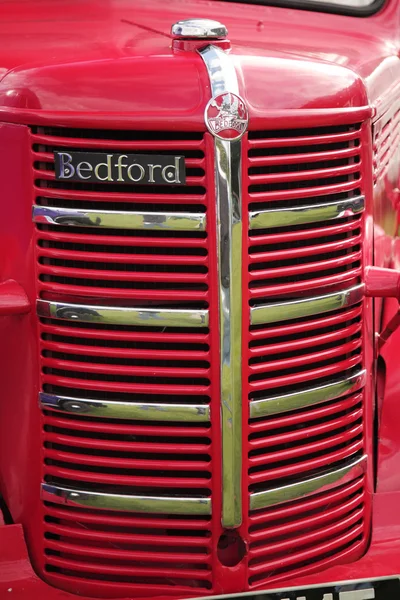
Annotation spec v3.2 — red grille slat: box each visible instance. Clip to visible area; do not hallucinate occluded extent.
[249,322,361,357]
[40,322,210,344]
[42,340,209,361]
[248,145,360,167]
[248,162,361,185]
[39,281,209,301]
[38,227,208,247]
[249,407,363,451]
[32,133,206,152]
[249,268,362,298]
[44,556,212,581]
[41,357,211,380]
[249,508,363,559]
[249,250,362,281]
[35,186,208,205]
[44,465,211,488]
[249,305,362,341]
[44,504,212,530]
[249,393,363,435]
[249,338,362,375]
[249,233,362,263]
[43,415,211,437]
[45,449,211,471]
[44,432,211,454]
[249,178,361,202]
[38,264,209,284]
[39,247,209,266]
[249,484,364,536]
[45,539,211,565]
[247,129,361,148]
[248,355,362,392]
[249,218,361,245]
[44,521,212,548]
[42,373,211,395]
[249,522,364,575]
[248,441,364,485]
[248,425,363,470]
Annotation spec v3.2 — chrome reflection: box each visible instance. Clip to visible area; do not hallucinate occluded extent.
[249,454,367,511]
[37,299,209,328]
[250,369,366,419]
[251,284,364,326]
[199,44,243,529]
[40,392,211,422]
[249,195,365,230]
[32,205,206,231]
[171,19,228,39]
[42,483,212,515]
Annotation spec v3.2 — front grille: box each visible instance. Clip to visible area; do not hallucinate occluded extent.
[32,127,219,597]
[244,123,368,587]
[28,121,370,598]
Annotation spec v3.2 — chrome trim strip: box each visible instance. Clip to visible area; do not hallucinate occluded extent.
[250,283,364,326]
[250,369,366,419]
[199,44,242,528]
[37,299,209,328]
[32,205,206,232]
[42,483,212,515]
[249,454,367,511]
[249,195,365,230]
[40,392,211,422]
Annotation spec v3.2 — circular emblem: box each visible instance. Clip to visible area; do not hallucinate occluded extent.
[205,92,248,140]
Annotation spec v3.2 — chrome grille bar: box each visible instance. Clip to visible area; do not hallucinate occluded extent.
[37,299,209,328]
[199,43,243,528]
[249,455,367,511]
[249,195,365,230]
[250,369,366,419]
[32,205,206,231]
[40,392,211,422]
[42,483,212,515]
[250,284,364,326]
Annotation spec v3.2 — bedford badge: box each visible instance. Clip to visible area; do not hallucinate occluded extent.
[205,92,248,140]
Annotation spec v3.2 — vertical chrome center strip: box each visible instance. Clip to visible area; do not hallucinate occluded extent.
[199,45,243,528]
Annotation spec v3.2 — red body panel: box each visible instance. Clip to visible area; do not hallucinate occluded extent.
[1,0,400,598]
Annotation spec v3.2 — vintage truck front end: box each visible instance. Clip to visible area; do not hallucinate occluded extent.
[1,1,400,599]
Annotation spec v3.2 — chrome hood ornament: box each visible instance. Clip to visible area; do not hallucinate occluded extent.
[171,18,228,39]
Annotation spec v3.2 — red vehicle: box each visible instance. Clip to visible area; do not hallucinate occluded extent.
[1,0,400,598]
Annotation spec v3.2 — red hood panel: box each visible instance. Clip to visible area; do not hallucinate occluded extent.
[0,0,399,117]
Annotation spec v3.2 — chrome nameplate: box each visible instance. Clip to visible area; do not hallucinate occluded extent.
[54,151,186,185]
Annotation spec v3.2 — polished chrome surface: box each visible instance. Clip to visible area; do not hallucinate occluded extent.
[32,205,206,231]
[250,369,366,419]
[249,195,365,230]
[37,299,209,328]
[40,392,211,422]
[251,283,364,326]
[171,19,227,39]
[199,45,239,98]
[250,454,367,511]
[42,483,212,515]
[199,44,242,528]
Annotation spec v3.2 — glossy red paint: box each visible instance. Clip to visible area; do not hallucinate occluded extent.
[0,280,31,316]
[0,0,400,598]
